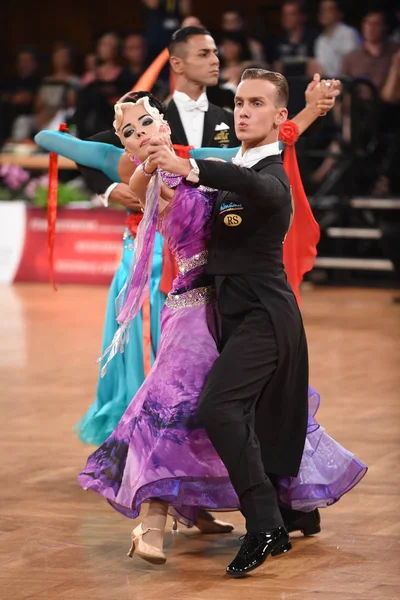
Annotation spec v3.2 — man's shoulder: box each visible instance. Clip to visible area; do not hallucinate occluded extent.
[337,23,359,41]
[255,156,290,186]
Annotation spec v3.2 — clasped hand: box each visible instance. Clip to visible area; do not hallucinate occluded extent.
[147,134,185,174]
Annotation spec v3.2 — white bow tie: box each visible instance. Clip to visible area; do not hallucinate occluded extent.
[182,97,208,112]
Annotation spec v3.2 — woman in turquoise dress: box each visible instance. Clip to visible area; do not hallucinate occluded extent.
[74,225,166,446]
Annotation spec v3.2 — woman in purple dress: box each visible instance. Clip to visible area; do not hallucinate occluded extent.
[78,93,366,566]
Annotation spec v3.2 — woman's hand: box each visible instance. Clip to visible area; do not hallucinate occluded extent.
[305,73,341,116]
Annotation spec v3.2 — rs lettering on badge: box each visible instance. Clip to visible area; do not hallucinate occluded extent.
[224,214,242,227]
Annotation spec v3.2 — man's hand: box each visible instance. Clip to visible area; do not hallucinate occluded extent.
[305,73,341,116]
[148,137,191,175]
[109,183,142,211]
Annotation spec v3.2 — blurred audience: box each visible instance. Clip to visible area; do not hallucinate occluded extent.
[81,32,122,87]
[219,32,251,92]
[220,8,265,62]
[341,10,400,92]
[141,0,192,61]
[82,53,97,82]
[75,32,125,139]
[315,0,361,77]
[35,42,81,131]
[0,47,41,143]
[390,5,400,43]
[119,33,148,90]
[271,0,318,77]
[0,2,398,203]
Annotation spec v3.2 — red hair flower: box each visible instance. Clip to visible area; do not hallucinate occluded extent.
[126,212,143,238]
[279,120,299,146]
[59,123,68,133]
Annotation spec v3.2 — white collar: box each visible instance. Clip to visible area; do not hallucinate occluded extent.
[232,141,282,168]
[173,90,209,111]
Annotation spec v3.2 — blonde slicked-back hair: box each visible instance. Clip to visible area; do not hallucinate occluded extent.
[240,68,289,108]
[112,92,167,142]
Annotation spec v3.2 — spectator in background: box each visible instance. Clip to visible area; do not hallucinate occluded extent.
[315,0,360,77]
[119,33,147,90]
[390,5,400,43]
[75,33,124,139]
[81,32,122,87]
[35,42,81,131]
[219,32,251,93]
[220,8,265,62]
[0,47,41,144]
[141,0,192,61]
[341,10,400,92]
[181,15,203,28]
[82,52,97,81]
[271,1,318,77]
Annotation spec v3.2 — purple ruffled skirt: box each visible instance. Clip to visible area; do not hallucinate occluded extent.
[79,303,367,525]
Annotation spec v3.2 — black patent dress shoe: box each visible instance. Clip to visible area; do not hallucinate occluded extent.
[226,527,291,578]
[285,509,321,536]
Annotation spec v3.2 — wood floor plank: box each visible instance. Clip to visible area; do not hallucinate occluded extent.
[1,284,399,600]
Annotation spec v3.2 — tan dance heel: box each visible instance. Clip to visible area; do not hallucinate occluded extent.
[127,523,167,565]
[196,510,234,534]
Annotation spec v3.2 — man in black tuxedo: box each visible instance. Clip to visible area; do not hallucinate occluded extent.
[148,68,314,577]
[76,26,239,209]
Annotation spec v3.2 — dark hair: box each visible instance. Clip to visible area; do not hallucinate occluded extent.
[120,91,166,116]
[362,7,388,24]
[319,0,342,10]
[240,68,289,107]
[282,0,306,12]
[51,41,76,66]
[219,32,252,62]
[222,7,245,19]
[16,45,39,60]
[169,26,211,55]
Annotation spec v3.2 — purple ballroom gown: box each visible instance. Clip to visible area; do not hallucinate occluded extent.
[78,175,366,525]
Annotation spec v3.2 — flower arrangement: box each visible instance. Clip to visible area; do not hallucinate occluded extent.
[0,164,90,205]
[0,164,30,200]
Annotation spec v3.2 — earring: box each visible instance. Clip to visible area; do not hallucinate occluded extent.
[125,148,141,166]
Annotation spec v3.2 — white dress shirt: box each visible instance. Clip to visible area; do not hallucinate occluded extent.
[173,90,209,148]
[232,141,282,168]
[315,23,361,77]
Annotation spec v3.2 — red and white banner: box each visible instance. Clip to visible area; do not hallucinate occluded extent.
[1,202,126,285]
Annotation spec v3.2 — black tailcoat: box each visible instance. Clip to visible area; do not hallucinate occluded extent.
[197,155,309,477]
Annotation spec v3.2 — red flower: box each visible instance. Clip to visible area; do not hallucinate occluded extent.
[126,212,143,238]
[279,120,299,146]
[59,123,68,133]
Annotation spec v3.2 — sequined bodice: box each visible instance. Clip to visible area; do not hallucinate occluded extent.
[158,182,217,293]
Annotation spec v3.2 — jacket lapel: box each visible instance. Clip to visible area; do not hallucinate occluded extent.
[166,100,189,146]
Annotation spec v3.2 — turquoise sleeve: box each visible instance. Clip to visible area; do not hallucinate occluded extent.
[34,131,123,182]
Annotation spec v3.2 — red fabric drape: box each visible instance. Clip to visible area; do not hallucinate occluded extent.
[47,123,68,291]
[133,48,169,92]
[279,121,320,304]
[47,151,58,291]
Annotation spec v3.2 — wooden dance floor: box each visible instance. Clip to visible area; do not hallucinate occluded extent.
[1,284,399,600]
